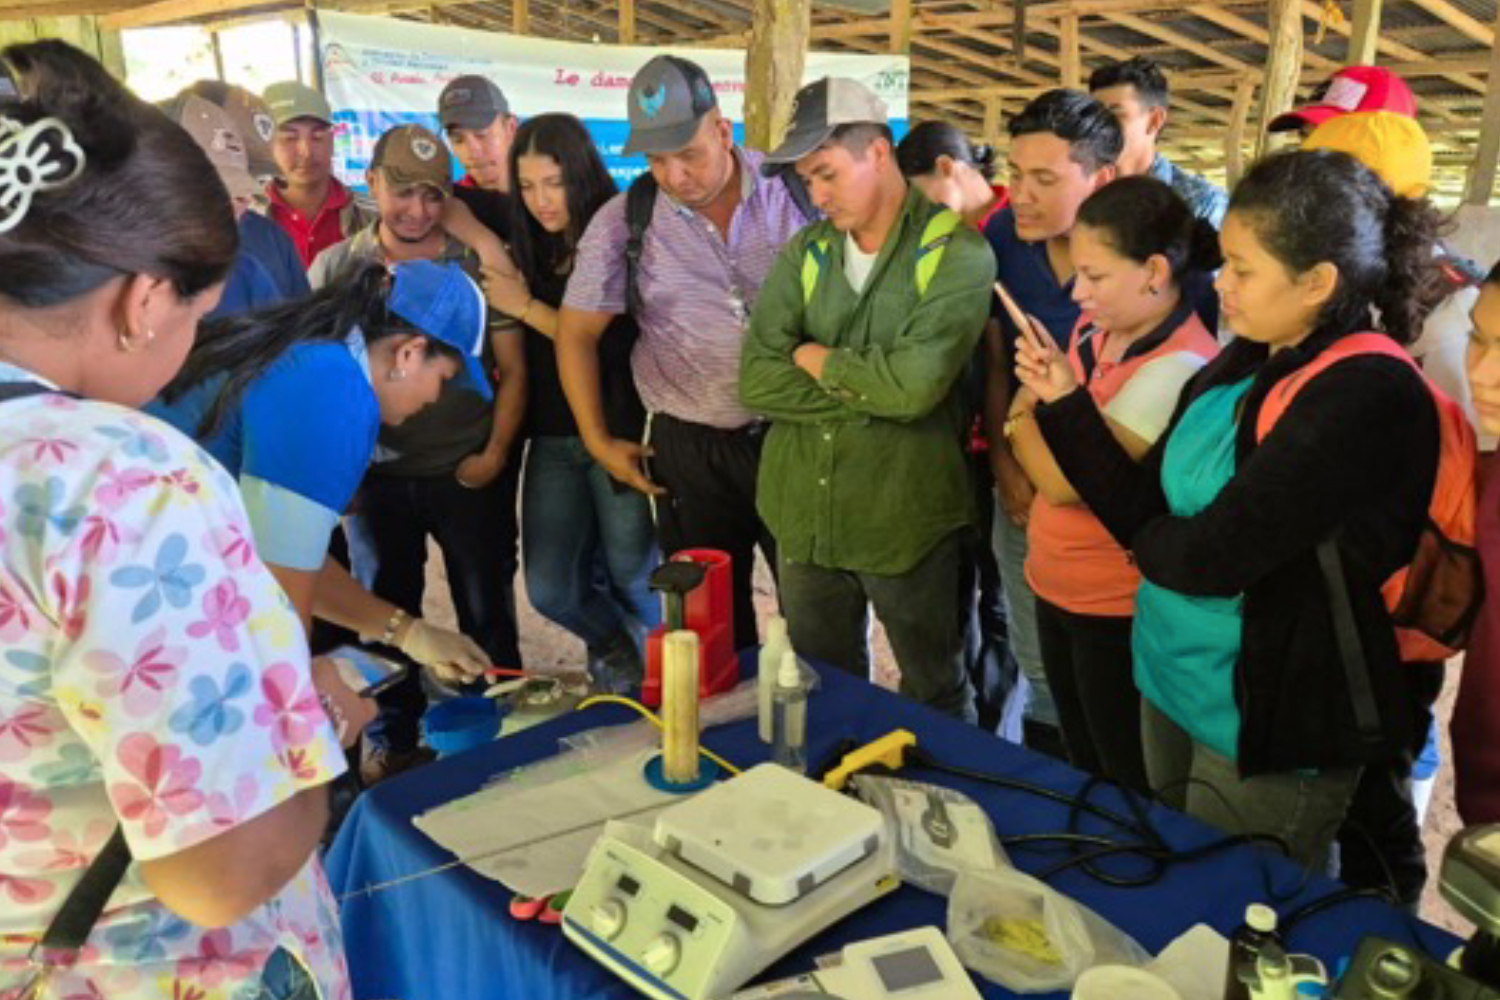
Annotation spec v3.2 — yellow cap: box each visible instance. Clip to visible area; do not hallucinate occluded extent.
[1303,110,1432,198]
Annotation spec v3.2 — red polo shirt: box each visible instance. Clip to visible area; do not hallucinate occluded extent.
[266,178,358,269]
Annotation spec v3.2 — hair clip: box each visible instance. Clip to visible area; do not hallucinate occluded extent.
[0,115,87,236]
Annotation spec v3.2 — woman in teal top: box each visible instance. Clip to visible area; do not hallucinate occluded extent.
[1014,150,1446,873]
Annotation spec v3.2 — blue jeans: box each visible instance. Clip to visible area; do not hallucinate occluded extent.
[522,437,660,659]
[246,948,318,1000]
[993,505,1054,726]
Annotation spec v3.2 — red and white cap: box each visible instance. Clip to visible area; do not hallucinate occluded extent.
[1268,65,1417,132]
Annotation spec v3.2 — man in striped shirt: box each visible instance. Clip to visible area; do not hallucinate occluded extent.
[557,55,811,648]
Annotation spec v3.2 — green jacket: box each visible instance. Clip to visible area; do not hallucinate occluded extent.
[740,185,996,575]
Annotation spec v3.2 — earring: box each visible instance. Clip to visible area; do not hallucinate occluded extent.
[116,328,156,353]
[1148,286,1161,297]
[388,368,406,382]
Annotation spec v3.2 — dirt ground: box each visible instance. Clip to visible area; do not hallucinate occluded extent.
[420,540,1472,936]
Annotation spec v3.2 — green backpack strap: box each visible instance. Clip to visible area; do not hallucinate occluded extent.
[801,237,832,304]
[915,208,962,297]
[799,207,963,305]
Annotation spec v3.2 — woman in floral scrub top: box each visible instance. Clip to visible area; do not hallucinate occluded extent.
[0,41,352,1000]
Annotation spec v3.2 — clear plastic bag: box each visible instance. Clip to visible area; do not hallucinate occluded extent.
[947,866,1148,994]
[850,774,1009,896]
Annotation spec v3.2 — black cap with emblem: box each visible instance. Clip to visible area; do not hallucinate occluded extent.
[438,75,510,132]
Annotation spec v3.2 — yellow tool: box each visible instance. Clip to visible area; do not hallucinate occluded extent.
[822,730,917,791]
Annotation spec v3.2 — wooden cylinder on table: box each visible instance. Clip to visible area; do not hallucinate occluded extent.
[661,630,701,784]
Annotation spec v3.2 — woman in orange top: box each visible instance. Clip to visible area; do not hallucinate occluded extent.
[1004,177,1220,791]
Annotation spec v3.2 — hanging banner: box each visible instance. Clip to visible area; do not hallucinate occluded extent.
[315,10,909,188]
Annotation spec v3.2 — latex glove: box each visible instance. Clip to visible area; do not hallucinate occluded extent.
[398,618,489,685]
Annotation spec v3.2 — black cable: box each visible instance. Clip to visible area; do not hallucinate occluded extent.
[904,745,1296,893]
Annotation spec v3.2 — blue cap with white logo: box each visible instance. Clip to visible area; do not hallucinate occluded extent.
[386,261,491,401]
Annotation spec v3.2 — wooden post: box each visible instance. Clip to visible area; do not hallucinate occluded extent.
[1060,14,1082,89]
[890,0,912,53]
[513,0,529,35]
[1255,0,1303,160]
[1465,4,1500,204]
[1225,76,1256,187]
[620,0,636,45]
[982,97,1005,146]
[1348,0,1383,64]
[744,0,811,152]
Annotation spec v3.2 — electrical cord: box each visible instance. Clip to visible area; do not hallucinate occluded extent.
[574,694,744,776]
[903,745,1299,897]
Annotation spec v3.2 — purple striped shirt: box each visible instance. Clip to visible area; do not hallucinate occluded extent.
[565,147,809,429]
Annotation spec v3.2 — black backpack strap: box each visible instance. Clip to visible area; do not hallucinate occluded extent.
[1316,539,1385,747]
[0,382,56,404]
[780,169,817,222]
[624,173,658,318]
[37,827,132,955]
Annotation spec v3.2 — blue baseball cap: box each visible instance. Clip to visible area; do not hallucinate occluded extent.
[386,261,492,400]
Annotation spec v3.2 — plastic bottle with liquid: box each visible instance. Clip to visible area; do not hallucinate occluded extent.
[771,650,808,774]
[1224,904,1281,1000]
[758,617,792,743]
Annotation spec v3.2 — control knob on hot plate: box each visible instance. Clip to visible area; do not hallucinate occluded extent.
[590,899,627,941]
[642,932,681,976]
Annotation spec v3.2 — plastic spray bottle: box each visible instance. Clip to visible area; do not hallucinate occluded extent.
[758,617,792,743]
[771,650,808,774]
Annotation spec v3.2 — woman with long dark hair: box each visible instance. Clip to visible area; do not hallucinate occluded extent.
[1018,149,1451,872]
[153,261,494,690]
[0,40,346,999]
[1007,176,1220,793]
[481,113,659,690]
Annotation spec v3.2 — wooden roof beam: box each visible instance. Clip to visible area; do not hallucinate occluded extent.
[1404,0,1493,48]
[102,0,281,28]
[1297,0,1488,96]
[1016,16,1238,125]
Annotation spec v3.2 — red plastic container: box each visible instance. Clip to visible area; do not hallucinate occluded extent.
[642,548,738,707]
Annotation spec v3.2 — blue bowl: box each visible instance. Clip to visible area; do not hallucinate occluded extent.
[422,697,504,758]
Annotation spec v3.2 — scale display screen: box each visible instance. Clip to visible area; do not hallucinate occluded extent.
[872,947,944,992]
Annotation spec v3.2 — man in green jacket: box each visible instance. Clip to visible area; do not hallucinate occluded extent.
[740,78,996,721]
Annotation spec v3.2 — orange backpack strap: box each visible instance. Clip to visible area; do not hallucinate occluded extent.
[1254,333,1413,443]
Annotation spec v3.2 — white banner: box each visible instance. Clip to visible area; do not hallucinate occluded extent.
[315,10,910,187]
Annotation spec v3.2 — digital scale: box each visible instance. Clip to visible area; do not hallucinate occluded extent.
[728,926,984,1000]
[562,764,900,1000]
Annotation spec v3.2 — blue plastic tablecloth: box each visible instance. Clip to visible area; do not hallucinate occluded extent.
[324,657,1457,999]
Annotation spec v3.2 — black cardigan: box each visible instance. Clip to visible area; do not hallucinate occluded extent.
[1035,334,1440,775]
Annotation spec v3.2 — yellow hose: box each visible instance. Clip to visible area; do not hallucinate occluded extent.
[576,694,743,776]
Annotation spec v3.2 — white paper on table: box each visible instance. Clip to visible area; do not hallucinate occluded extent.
[412,747,683,898]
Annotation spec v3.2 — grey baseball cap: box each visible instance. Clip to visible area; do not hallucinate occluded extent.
[763,77,889,171]
[264,81,333,127]
[622,55,718,156]
[439,75,510,131]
